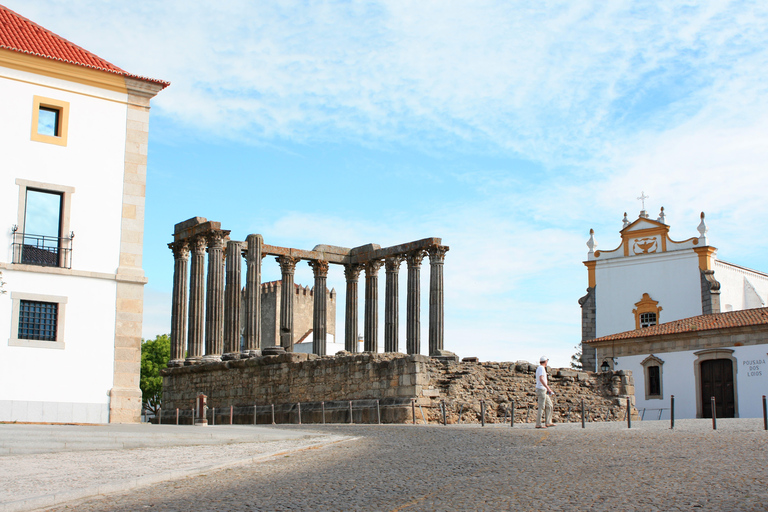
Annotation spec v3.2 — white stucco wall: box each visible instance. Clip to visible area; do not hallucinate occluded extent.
[595,251,703,337]
[715,261,768,312]
[0,63,130,423]
[616,344,768,419]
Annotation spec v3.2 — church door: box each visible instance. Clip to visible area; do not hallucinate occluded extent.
[700,359,735,418]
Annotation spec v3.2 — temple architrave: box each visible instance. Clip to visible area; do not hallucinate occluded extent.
[167,217,453,365]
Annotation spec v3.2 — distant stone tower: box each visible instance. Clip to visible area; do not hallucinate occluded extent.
[258,281,336,347]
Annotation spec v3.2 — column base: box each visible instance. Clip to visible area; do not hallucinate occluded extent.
[221,352,242,361]
[185,357,202,366]
[194,419,209,427]
[167,359,185,368]
[431,349,459,363]
[202,354,222,363]
[242,350,262,358]
[262,346,286,356]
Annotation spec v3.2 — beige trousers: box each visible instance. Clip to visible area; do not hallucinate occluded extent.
[536,387,553,427]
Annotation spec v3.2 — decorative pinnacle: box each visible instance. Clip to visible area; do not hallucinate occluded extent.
[622,212,630,229]
[697,211,708,241]
[657,206,666,225]
[587,229,597,254]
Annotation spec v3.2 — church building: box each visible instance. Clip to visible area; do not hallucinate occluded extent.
[0,5,167,423]
[580,202,768,418]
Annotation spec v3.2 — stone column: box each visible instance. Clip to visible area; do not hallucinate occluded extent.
[384,255,404,353]
[277,256,299,352]
[406,250,426,355]
[186,236,207,364]
[343,264,362,353]
[203,230,226,362]
[168,240,189,367]
[223,240,242,360]
[309,260,329,356]
[242,234,263,354]
[364,260,383,352]
[428,246,449,356]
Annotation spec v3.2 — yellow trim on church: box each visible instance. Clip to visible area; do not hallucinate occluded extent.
[584,261,596,287]
[633,293,662,330]
[693,246,717,270]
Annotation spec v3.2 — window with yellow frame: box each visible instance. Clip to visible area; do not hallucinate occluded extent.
[633,293,662,329]
[31,96,69,146]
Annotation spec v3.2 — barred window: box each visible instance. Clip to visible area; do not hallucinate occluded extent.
[18,300,58,341]
[640,312,657,328]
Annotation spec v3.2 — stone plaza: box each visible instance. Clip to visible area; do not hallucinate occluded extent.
[8,419,767,512]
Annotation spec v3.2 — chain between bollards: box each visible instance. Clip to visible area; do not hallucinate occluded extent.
[670,395,675,429]
[711,396,717,430]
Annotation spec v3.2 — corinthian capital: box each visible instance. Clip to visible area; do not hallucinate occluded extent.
[365,259,384,277]
[427,245,449,264]
[277,255,300,274]
[169,240,190,260]
[406,250,427,269]
[344,264,362,281]
[309,259,330,277]
[206,229,228,249]
[385,255,405,273]
[191,235,208,254]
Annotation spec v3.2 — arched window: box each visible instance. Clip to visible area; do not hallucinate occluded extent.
[641,355,664,400]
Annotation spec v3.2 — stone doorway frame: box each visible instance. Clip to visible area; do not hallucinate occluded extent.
[693,348,738,419]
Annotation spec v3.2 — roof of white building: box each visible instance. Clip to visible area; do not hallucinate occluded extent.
[0,4,169,87]
[585,307,768,343]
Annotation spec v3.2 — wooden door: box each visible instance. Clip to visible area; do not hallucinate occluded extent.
[701,359,735,418]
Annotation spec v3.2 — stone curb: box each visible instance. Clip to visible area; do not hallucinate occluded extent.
[0,435,355,512]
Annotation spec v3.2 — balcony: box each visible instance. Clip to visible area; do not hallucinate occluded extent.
[12,230,73,269]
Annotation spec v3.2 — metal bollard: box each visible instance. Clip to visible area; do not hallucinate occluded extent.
[510,400,515,428]
[322,401,326,425]
[271,404,275,425]
[763,395,767,431]
[526,405,530,424]
[412,399,416,424]
[458,404,464,424]
[158,408,162,425]
[298,402,302,425]
[377,400,381,425]
[349,401,353,424]
[480,400,486,427]
[176,408,179,426]
[254,405,257,426]
[711,396,717,430]
[441,400,447,426]
[191,408,194,426]
[212,407,215,426]
[230,405,234,425]
[670,395,675,429]
[627,396,631,429]
[581,399,585,429]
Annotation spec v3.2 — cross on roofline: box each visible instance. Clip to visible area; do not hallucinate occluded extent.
[637,191,649,210]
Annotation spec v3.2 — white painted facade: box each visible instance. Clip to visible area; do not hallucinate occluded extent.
[0,8,166,423]
[616,345,768,420]
[582,207,768,419]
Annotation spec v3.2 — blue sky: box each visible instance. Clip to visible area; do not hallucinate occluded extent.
[12,1,768,366]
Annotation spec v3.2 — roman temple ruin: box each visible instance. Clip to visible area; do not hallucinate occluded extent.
[165,217,453,365]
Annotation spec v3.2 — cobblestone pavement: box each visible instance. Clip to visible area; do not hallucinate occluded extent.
[38,419,768,512]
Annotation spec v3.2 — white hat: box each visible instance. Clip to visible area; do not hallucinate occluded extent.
[540,356,548,362]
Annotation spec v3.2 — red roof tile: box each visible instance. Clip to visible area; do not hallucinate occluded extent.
[585,307,768,343]
[0,4,168,88]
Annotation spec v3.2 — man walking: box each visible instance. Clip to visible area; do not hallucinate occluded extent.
[535,356,555,428]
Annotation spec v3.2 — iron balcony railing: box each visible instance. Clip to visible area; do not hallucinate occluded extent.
[11,229,73,269]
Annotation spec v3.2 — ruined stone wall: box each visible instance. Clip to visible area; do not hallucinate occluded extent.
[420,360,636,424]
[162,353,635,424]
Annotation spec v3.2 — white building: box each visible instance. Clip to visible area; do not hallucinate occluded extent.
[580,205,768,418]
[0,6,167,423]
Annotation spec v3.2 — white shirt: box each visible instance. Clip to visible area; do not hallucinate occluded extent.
[535,365,548,390]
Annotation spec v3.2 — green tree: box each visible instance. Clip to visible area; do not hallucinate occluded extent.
[140,334,170,416]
